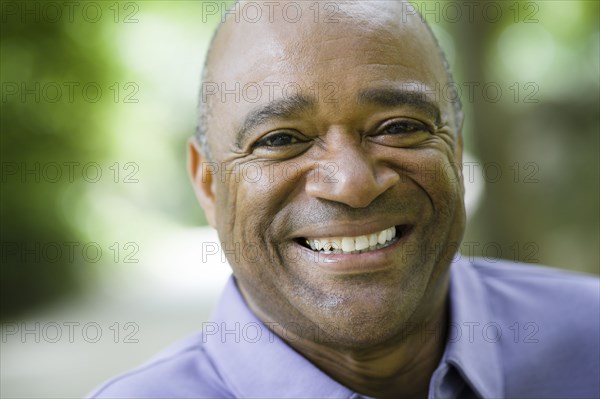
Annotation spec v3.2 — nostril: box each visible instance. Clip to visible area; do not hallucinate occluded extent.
[305,160,399,209]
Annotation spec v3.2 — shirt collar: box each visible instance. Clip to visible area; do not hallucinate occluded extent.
[432,258,504,399]
[204,276,356,399]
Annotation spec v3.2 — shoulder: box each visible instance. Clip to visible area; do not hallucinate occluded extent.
[458,258,600,398]
[467,257,599,309]
[467,256,598,283]
[462,257,599,335]
[87,332,230,398]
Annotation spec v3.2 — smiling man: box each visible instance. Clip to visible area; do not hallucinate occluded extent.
[89,1,599,398]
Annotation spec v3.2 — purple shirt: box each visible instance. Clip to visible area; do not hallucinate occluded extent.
[88,258,600,398]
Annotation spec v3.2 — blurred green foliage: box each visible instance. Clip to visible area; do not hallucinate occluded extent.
[1,0,598,321]
[1,2,117,320]
[442,0,600,272]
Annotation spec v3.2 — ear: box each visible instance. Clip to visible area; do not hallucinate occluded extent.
[187,138,217,228]
[455,131,465,196]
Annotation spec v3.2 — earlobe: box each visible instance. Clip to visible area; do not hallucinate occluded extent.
[187,138,217,228]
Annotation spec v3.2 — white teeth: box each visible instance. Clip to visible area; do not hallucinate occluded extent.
[306,226,399,254]
[369,233,378,247]
[377,230,387,245]
[355,236,370,251]
[341,237,354,252]
[322,239,341,252]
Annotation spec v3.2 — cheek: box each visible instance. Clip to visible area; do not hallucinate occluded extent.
[214,161,295,255]
[415,149,466,247]
[401,149,464,214]
[214,163,307,304]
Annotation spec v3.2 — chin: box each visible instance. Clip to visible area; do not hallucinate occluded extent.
[311,311,410,351]
[296,279,425,350]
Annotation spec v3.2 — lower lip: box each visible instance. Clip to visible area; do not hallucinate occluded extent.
[293,227,413,274]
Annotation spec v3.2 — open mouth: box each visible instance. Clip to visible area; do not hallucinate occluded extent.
[295,225,411,255]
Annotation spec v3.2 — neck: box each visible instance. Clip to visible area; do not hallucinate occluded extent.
[238,277,450,399]
[288,300,448,399]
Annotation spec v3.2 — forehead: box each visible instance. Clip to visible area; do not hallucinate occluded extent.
[212,2,442,79]
[205,1,448,147]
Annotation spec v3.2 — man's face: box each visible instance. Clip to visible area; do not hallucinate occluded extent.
[191,3,465,349]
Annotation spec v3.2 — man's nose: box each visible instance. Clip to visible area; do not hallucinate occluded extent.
[305,143,399,208]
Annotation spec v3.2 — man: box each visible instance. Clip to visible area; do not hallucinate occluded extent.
[89,1,599,398]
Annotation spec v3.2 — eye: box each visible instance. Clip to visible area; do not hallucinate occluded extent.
[253,132,302,148]
[250,130,310,159]
[379,119,431,135]
[369,118,432,147]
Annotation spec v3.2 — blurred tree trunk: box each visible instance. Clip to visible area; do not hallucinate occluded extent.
[454,1,599,272]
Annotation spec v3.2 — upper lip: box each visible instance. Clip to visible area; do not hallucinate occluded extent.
[289,219,410,239]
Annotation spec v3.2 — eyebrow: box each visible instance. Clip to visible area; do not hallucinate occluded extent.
[357,86,442,126]
[234,85,443,148]
[235,95,315,148]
